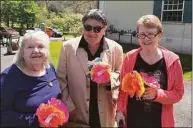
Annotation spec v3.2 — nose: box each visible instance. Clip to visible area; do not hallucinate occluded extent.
[144,36,150,40]
[89,29,95,33]
[33,47,39,52]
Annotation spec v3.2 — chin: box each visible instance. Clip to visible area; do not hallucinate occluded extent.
[31,64,44,71]
[143,42,152,45]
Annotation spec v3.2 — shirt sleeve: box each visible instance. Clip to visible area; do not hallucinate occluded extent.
[154,59,184,104]
[110,43,124,100]
[0,72,38,127]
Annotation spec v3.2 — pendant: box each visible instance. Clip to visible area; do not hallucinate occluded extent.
[48,82,53,87]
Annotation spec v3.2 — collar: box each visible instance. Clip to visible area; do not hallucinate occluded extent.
[127,46,179,69]
[77,35,109,52]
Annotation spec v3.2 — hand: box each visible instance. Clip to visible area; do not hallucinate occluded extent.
[115,111,125,127]
[142,87,157,100]
[112,98,117,106]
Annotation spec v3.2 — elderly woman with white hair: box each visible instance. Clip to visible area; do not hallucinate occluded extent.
[0,31,62,127]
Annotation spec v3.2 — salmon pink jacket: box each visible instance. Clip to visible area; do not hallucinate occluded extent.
[117,46,184,127]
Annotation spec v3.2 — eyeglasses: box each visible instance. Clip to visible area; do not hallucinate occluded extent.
[137,33,159,39]
[84,24,104,33]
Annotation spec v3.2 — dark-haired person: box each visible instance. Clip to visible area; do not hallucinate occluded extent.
[56,9,123,127]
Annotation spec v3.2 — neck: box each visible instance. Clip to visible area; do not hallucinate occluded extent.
[141,48,159,57]
[140,47,163,65]
[23,65,45,77]
[88,43,100,55]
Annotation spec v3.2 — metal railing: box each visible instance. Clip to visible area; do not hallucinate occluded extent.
[105,24,137,43]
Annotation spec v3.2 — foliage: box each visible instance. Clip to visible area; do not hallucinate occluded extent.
[1,0,39,28]
[1,1,97,36]
[36,1,97,15]
[60,13,83,34]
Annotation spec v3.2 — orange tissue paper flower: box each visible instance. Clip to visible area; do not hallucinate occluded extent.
[121,71,145,99]
[36,98,69,128]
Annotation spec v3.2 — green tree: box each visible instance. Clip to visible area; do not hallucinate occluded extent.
[17,1,39,29]
[1,0,39,29]
[1,0,13,27]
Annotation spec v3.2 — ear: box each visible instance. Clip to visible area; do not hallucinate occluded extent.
[159,32,163,37]
[104,26,107,31]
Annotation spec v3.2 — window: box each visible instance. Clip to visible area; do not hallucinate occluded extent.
[161,0,185,22]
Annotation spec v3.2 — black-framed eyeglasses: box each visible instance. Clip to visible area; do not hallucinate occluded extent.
[137,33,159,39]
[84,24,104,33]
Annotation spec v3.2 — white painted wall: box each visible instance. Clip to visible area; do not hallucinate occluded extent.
[160,23,192,54]
[100,1,192,55]
[101,1,154,31]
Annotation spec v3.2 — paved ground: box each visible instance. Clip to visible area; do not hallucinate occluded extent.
[0,42,192,127]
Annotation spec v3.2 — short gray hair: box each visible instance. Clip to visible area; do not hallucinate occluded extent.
[14,31,50,69]
[82,9,107,26]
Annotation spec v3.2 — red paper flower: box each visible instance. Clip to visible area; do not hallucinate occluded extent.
[139,72,160,88]
[90,62,111,84]
[36,98,69,127]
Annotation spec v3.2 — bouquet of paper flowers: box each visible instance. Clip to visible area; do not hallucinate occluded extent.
[87,57,111,84]
[36,98,69,128]
[121,71,160,100]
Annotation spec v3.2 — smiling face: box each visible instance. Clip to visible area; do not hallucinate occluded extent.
[137,25,162,50]
[23,36,48,71]
[83,19,106,46]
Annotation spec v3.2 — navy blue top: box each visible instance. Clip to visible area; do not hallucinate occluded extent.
[0,64,61,127]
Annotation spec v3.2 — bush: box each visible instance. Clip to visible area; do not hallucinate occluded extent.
[61,13,83,35]
[38,13,83,36]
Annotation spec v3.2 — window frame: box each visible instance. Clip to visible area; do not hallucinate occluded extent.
[161,0,185,23]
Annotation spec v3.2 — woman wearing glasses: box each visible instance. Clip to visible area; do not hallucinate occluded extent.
[116,15,184,127]
[56,9,123,127]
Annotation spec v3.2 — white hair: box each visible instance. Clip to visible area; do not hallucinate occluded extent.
[14,31,50,69]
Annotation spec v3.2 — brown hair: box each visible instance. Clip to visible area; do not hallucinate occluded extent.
[136,15,163,33]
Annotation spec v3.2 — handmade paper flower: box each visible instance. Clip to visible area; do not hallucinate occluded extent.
[139,72,160,88]
[122,71,161,100]
[36,98,69,128]
[86,57,111,84]
[86,58,102,79]
[122,71,145,99]
[90,62,111,84]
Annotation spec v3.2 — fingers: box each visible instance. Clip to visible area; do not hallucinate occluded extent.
[144,82,159,89]
[142,94,155,100]
[142,88,157,100]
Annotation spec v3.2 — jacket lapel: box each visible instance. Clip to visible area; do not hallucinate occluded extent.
[70,36,89,76]
[100,49,111,64]
[100,37,111,64]
[74,36,112,78]
[76,48,89,76]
